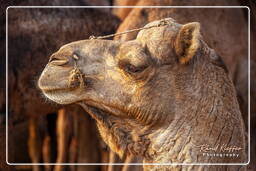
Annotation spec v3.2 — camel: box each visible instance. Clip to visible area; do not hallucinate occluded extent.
[38,18,247,170]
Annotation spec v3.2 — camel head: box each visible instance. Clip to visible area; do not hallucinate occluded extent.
[38,18,245,163]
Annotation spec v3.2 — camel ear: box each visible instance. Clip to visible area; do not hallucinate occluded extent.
[175,22,201,64]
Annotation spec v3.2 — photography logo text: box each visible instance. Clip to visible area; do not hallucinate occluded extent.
[197,144,242,158]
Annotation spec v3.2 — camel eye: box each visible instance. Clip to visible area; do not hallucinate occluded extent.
[125,64,148,75]
[118,58,148,76]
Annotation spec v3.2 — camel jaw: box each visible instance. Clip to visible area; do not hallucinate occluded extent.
[78,101,128,120]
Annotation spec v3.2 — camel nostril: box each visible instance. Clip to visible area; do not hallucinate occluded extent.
[49,55,69,66]
[49,55,58,62]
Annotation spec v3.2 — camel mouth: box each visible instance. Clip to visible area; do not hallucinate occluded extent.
[37,76,70,93]
[41,88,83,105]
[40,87,69,93]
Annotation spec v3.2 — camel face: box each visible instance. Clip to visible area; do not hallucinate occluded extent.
[38,37,174,118]
[38,18,204,155]
[38,18,186,119]
[38,18,245,163]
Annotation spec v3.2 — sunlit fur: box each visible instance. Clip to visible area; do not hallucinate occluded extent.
[38,18,246,170]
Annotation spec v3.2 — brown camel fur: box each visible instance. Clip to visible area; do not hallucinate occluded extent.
[38,18,247,170]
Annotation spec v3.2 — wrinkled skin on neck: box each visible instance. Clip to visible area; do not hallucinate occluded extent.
[38,18,246,170]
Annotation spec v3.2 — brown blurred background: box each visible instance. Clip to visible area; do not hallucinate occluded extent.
[0,0,255,171]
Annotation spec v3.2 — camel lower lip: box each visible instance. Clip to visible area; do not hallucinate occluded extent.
[41,87,69,92]
[42,89,79,105]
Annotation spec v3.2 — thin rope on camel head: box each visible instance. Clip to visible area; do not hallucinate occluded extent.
[89,18,173,40]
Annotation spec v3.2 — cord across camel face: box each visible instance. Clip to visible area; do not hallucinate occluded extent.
[38,18,246,169]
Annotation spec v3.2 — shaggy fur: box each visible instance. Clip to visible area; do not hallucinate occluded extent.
[38,18,247,171]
